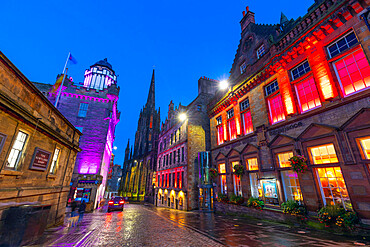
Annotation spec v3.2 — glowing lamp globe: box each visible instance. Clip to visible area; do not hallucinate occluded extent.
[219,80,229,90]
[179,113,187,121]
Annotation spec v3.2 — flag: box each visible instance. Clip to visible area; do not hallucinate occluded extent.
[51,74,64,93]
[69,53,77,64]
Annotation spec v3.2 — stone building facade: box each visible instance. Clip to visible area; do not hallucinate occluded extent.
[155,77,217,210]
[0,51,81,227]
[34,58,120,209]
[120,70,160,203]
[208,0,370,223]
[106,164,122,195]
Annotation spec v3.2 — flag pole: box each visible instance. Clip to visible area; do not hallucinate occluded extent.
[55,52,70,107]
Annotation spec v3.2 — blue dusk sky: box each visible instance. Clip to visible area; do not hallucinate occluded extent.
[1,0,314,166]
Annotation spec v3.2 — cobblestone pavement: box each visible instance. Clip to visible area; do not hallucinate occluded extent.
[26,204,368,247]
[26,204,222,247]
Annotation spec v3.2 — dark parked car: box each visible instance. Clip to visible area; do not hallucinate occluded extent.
[107,197,125,212]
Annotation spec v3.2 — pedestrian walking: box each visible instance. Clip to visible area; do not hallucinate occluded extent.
[71,200,78,217]
[78,200,86,223]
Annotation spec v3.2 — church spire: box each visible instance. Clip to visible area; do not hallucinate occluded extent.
[146,69,155,108]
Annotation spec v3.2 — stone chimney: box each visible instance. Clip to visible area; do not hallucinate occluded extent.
[240,6,255,32]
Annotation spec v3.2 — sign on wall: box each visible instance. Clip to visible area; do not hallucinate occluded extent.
[29,148,51,171]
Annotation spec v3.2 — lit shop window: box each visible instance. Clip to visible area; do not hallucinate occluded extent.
[281,170,303,202]
[232,162,242,196]
[359,137,370,159]
[6,131,28,169]
[257,44,265,59]
[78,103,89,117]
[277,152,293,168]
[295,77,321,112]
[291,60,311,81]
[333,49,370,97]
[310,144,338,164]
[218,163,227,194]
[216,116,224,145]
[227,109,237,141]
[250,173,261,198]
[316,167,352,210]
[247,158,258,171]
[49,148,61,174]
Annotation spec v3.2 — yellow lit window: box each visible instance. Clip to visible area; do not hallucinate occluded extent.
[316,167,352,210]
[310,144,338,164]
[218,163,226,173]
[277,152,293,168]
[232,161,239,171]
[247,158,258,171]
[359,137,370,159]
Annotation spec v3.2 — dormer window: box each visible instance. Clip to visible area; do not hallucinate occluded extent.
[240,62,247,74]
[257,44,265,59]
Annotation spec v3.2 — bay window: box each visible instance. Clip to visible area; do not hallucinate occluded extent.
[218,163,227,194]
[265,81,286,124]
[227,109,237,140]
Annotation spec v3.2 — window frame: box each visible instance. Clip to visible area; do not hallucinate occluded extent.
[308,143,339,165]
[257,44,266,59]
[227,108,237,141]
[218,163,227,195]
[49,147,61,175]
[216,115,224,145]
[78,102,89,118]
[290,60,311,81]
[357,136,370,160]
[6,130,29,170]
[327,31,358,59]
[293,76,322,113]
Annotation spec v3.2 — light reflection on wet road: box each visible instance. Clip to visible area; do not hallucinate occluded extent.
[26,204,364,247]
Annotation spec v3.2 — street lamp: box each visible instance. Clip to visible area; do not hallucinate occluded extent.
[179,113,187,121]
[219,80,229,90]
[113,146,117,150]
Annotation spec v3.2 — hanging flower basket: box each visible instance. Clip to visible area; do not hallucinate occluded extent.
[288,155,308,173]
[209,168,218,179]
[233,164,245,177]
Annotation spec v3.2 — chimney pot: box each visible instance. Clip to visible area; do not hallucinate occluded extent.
[246,6,249,12]
[243,11,245,16]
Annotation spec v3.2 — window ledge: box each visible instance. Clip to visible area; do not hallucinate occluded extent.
[47,174,57,180]
[0,169,23,178]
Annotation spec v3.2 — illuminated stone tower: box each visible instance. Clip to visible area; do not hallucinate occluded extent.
[34,58,120,209]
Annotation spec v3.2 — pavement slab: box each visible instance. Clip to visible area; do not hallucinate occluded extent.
[25,204,368,247]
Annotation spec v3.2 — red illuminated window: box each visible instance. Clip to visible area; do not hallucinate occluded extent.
[216,116,224,145]
[267,94,286,124]
[334,49,370,96]
[295,77,321,112]
[241,111,253,135]
[228,118,237,140]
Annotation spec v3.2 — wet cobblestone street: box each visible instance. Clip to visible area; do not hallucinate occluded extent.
[26,204,367,246]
